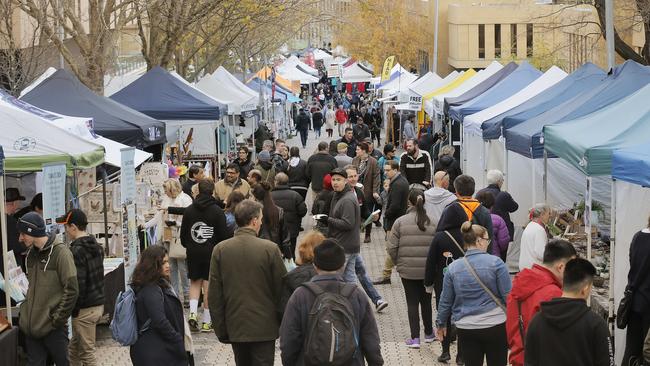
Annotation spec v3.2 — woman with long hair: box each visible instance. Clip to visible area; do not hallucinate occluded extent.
[280,230,326,309]
[436,222,511,366]
[224,191,246,233]
[130,246,187,365]
[251,182,291,258]
[387,189,437,349]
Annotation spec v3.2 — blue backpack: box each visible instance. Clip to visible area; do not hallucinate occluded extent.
[110,285,150,346]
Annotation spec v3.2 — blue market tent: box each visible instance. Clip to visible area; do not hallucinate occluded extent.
[111,66,224,120]
[445,62,518,118]
[612,144,650,187]
[21,69,166,149]
[543,83,650,176]
[449,62,542,122]
[505,60,650,158]
[481,63,606,139]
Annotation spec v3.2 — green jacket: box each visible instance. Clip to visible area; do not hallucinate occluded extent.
[208,227,287,343]
[20,234,79,338]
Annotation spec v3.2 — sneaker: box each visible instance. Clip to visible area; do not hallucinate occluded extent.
[372,277,391,285]
[405,338,420,349]
[364,236,371,243]
[424,333,436,343]
[188,313,199,332]
[375,300,388,313]
[201,322,213,333]
[437,351,451,363]
[455,354,464,365]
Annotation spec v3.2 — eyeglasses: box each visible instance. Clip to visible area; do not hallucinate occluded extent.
[482,237,491,245]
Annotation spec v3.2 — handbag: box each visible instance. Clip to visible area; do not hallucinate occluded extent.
[617,286,634,329]
[444,231,507,313]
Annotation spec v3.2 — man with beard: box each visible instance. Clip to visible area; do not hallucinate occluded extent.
[353,117,371,143]
[338,128,357,158]
[352,142,380,243]
[233,146,254,180]
[214,163,251,205]
[399,138,432,191]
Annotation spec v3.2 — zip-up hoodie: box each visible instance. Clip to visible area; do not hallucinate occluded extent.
[506,264,562,366]
[423,186,457,227]
[525,298,614,366]
[70,235,105,316]
[20,233,79,338]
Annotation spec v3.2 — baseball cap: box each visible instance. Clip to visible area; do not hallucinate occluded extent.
[56,209,88,227]
[5,188,25,202]
[329,168,348,179]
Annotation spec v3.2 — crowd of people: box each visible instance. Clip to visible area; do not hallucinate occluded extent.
[2,98,650,366]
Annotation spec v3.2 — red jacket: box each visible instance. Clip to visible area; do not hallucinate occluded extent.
[506,264,562,366]
[335,109,348,124]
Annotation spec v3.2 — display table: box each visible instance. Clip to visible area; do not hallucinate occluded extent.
[0,327,19,366]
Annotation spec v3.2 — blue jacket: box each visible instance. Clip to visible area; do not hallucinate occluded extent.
[436,249,511,327]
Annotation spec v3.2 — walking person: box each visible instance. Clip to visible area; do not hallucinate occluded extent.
[435,222,511,366]
[378,143,400,186]
[353,116,371,143]
[180,179,232,333]
[518,204,551,271]
[129,246,187,366]
[280,230,326,309]
[338,128,357,158]
[18,212,79,366]
[252,182,292,258]
[437,174,494,240]
[524,258,613,366]
[435,146,462,193]
[476,170,519,240]
[312,107,323,138]
[183,165,204,198]
[254,151,278,186]
[214,163,251,205]
[271,173,308,260]
[622,217,650,366]
[233,146,255,180]
[400,138,433,191]
[224,191,246,233]
[424,171,457,227]
[387,189,437,349]
[306,141,338,197]
[352,141,380,243]
[59,209,105,366]
[336,104,348,137]
[295,108,311,148]
[311,174,334,236]
[279,239,384,366]
[402,114,417,141]
[325,103,336,138]
[208,200,287,365]
[287,146,310,201]
[475,191,510,261]
[371,108,382,146]
[335,142,353,168]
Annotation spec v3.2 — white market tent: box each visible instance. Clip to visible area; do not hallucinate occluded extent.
[312,48,333,61]
[196,66,259,115]
[430,61,503,115]
[378,64,418,94]
[282,55,319,76]
[278,55,320,84]
[408,71,444,96]
[340,62,374,83]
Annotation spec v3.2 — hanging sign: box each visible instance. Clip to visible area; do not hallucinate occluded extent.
[381,56,396,82]
[42,162,67,228]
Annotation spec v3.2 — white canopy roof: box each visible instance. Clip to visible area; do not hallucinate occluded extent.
[196,66,258,114]
[312,49,333,61]
[377,64,417,92]
[340,62,374,83]
[408,72,443,95]
[431,61,503,115]
[277,67,319,84]
[463,65,568,135]
[279,55,319,76]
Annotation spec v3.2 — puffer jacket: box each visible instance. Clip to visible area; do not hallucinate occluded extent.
[271,185,307,238]
[386,209,437,280]
[20,234,79,338]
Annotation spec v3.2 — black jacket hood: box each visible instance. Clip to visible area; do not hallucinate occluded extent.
[258,159,273,170]
[539,297,590,330]
[194,193,219,210]
[439,154,455,168]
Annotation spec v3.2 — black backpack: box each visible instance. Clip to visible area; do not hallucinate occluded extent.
[302,282,359,366]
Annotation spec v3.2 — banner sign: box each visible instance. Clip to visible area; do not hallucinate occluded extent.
[120,147,138,286]
[120,148,136,204]
[381,56,396,82]
[408,95,423,110]
[42,162,67,228]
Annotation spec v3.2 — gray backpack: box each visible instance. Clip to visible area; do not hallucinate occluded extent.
[302,282,359,366]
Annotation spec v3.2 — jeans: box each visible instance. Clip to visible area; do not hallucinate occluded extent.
[231,341,275,366]
[169,257,189,299]
[314,126,321,138]
[343,253,382,304]
[338,123,346,136]
[26,327,70,366]
[298,129,308,147]
[70,305,104,366]
[457,323,508,366]
[401,278,433,339]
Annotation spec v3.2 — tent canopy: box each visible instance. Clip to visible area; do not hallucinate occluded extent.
[0,95,104,172]
[445,62,518,118]
[449,62,541,122]
[543,83,650,176]
[482,62,605,140]
[21,69,165,149]
[505,60,650,158]
[424,70,478,116]
[464,66,567,135]
[111,66,224,120]
[312,48,333,61]
[612,144,650,186]
[341,62,374,83]
[376,64,416,90]
[280,55,319,76]
[255,67,300,94]
[408,71,444,96]
[432,62,502,114]
[197,66,258,115]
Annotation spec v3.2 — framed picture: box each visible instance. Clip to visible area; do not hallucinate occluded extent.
[80,190,119,223]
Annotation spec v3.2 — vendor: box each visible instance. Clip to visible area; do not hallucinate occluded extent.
[0,188,27,306]
[214,163,251,206]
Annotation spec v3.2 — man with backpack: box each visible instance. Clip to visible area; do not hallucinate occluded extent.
[280,239,384,366]
[437,174,494,240]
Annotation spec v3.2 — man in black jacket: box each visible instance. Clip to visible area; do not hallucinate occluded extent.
[181,179,233,332]
[353,116,370,143]
[271,173,307,260]
[60,209,104,366]
[295,108,311,148]
[400,138,432,190]
[476,169,519,240]
[338,128,357,158]
[373,160,409,285]
[280,239,384,366]
[525,258,613,366]
[306,141,338,196]
[182,165,204,198]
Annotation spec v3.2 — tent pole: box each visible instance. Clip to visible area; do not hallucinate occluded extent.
[0,174,12,324]
[503,126,508,191]
[483,139,489,182]
[531,153,536,205]
[608,179,616,339]
[586,176,593,260]
[460,123,465,172]
[543,149,548,204]
[101,167,110,256]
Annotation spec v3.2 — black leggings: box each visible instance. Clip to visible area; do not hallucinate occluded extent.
[457,323,508,366]
[401,278,433,339]
[435,283,460,354]
[623,310,650,365]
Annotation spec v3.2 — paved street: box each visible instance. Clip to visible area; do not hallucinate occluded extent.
[95,128,460,365]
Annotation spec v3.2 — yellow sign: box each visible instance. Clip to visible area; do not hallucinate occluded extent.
[381,56,396,82]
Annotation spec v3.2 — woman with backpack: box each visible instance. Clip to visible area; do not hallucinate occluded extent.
[435,222,512,366]
[130,245,188,366]
[251,182,292,258]
[386,189,437,349]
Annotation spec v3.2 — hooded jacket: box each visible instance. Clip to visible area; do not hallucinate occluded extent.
[424,186,457,227]
[70,235,104,316]
[384,173,409,230]
[20,233,79,338]
[254,160,278,185]
[476,184,519,239]
[287,158,310,188]
[327,185,361,254]
[525,298,613,366]
[434,155,462,193]
[437,198,494,241]
[180,194,232,257]
[506,264,562,366]
[271,185,307,238]
[424,229,464,297]
[306,152,337,191]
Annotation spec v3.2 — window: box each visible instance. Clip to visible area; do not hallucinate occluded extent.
[511,24,518,57]
[527,24,534,57]
[495,24,501,58]
[478,24,485,59]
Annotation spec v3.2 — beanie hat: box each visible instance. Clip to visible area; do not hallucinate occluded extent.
[258,150,271,161]
[313,239,345,271]
[17,212,47,238]
[337,142,348,151]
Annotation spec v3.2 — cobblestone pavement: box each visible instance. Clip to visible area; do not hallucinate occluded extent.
[95,129,460,365]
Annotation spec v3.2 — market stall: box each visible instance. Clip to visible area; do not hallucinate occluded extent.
[340,62,374,84]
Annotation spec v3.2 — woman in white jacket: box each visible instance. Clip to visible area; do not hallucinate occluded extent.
[518,204,551,271]
[324,103,336,138]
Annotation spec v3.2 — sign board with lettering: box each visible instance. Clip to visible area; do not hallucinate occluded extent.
[42,162,67,228]
[120,148,136,204]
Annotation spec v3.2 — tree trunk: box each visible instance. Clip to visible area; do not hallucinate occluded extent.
[594,0,648,65]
